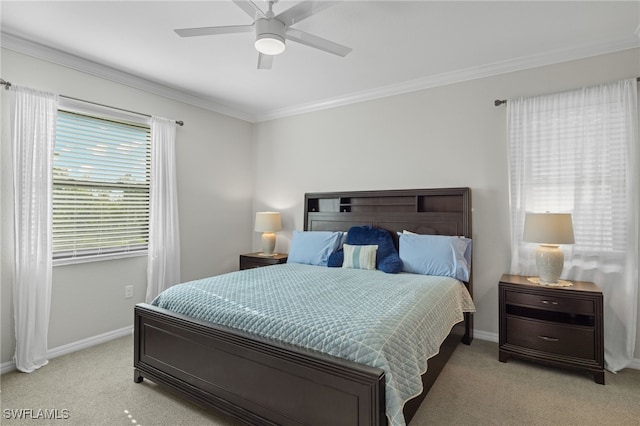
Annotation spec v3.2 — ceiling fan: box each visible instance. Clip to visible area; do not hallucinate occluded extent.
[174,0,352,69]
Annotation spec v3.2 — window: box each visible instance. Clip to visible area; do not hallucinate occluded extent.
[508,81,635,258]
[52,110,151,262]
[514,99,628,253]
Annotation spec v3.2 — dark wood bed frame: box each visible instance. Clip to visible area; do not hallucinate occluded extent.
[134,187,473,425]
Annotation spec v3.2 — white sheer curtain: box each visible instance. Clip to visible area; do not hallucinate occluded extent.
[146,117,181,303]
[508,79,638,372]
[10,86,59,372]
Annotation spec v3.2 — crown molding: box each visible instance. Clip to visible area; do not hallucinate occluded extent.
[2,30,638,124]
[255,35,640,122]
[0,31,256,123]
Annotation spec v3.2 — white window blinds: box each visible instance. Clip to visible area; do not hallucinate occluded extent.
[52,110,151,261]
[509,92,629,253]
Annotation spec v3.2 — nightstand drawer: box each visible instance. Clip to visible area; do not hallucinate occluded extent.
[240,260,268,270]
[506,316,594,359]
[505,290,594,315]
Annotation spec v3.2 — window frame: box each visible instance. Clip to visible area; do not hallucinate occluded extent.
[52,102,152,266]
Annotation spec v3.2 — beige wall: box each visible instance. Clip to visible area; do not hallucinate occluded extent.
[252,48,640,359]
[0,49,254,364]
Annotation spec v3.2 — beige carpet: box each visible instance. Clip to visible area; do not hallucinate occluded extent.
[1,336,638,425]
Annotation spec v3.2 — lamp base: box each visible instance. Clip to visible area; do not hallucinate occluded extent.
[535,244,564,284]
[261,232,276,256]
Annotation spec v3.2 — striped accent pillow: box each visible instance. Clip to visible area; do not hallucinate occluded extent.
[342,244,378,270]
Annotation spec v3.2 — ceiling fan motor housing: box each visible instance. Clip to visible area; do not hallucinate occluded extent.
[254,18,286,55]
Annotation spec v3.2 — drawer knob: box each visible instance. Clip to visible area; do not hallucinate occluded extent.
[539,299,559,305]
[537,335,559,342]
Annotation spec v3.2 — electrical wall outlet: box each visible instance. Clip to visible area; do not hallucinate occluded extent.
[125,285,134,299]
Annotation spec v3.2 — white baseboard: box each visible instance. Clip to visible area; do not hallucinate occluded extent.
[0,360,14,374]
[0,326,133,374]
[472,329,499,343]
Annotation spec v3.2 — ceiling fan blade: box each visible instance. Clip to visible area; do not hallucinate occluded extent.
[257,53,274,70]
[175,24,254,37]
[285,28,351,57]
[233,0,266,20]
[276,1,337,27]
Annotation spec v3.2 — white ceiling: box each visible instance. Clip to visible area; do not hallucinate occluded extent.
[1,1,639,122]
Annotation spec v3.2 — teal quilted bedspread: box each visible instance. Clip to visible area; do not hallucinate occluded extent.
[152,263,475,426]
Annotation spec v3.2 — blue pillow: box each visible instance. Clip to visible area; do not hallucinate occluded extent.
[399,233,472,281]
[287,231,343,266]
[327,248,344,267]
[329,225,402,273]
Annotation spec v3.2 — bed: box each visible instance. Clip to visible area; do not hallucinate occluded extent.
[134,187,474,425]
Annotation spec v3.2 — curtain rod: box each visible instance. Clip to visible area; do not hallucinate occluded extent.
[494,77,640,106]
[1,78,184,126]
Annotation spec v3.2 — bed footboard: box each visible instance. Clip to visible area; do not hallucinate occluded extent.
[134,303,386,426]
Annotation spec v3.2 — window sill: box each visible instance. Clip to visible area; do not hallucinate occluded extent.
[53,250,148,267]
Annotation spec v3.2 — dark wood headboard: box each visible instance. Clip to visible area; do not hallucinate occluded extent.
[304,187,471,239]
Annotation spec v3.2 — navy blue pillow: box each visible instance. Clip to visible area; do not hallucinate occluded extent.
[327,248,344,267]
[328,225,402,273]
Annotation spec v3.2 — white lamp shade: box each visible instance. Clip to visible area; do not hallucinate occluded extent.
[523,212,574,283]
[255,212,281,256]
[523,213,575,245]
[255,212,282,232]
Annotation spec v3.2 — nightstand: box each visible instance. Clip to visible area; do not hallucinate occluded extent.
[239,252,288,270]
[498,274,604,384]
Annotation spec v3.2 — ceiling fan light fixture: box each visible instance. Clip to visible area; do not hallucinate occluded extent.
[254,18,286,55]
[255,34,285,55]
[174,1,351,68]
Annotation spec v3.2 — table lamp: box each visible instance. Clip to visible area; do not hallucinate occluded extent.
[523,212,575,284]
[255,212,282,256]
